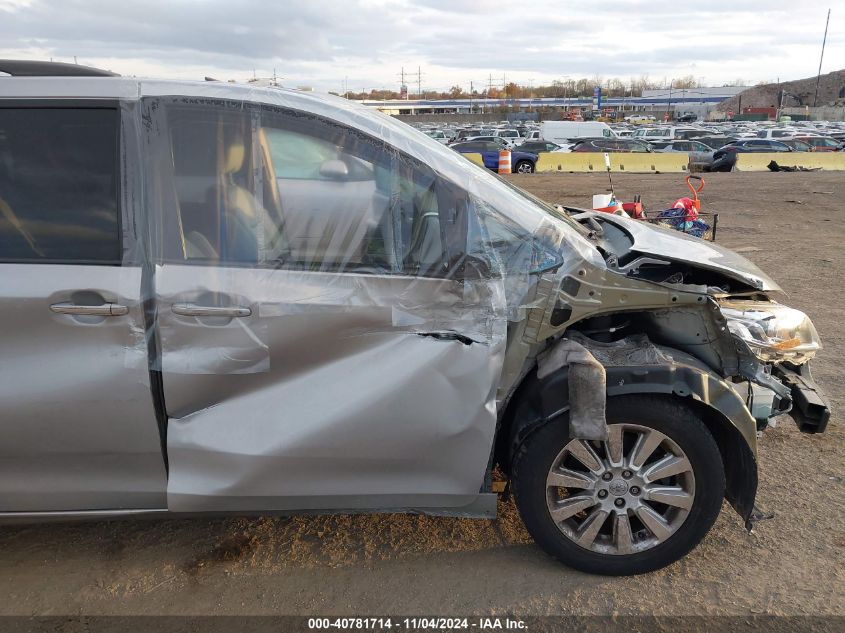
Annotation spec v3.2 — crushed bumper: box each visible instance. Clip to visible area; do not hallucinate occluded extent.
[773,362,831,434]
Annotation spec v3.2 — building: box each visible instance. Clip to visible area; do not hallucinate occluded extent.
[357,85,749,118]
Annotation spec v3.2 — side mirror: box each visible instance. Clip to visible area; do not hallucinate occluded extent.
[319,159,349,180]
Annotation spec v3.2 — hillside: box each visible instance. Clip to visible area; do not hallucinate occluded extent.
[718,69,845,111]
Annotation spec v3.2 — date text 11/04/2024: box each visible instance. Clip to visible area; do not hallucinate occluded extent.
[307,618,528,630]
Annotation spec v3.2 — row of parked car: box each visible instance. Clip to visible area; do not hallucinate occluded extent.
[413,120,845,173]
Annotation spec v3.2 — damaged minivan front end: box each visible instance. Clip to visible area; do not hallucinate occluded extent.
[498,204,830,557]
[1,75,830,576]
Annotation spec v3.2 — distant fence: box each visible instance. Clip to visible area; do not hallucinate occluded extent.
[781,106,845,121]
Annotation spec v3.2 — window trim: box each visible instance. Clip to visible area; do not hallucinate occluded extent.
[0,100,124,266]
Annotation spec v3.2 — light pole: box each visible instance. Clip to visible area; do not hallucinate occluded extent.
[561,76,570,112]
[667,79,674,121]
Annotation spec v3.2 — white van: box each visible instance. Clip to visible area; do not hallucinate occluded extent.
[539,121,617,144]
[631,126,704,141]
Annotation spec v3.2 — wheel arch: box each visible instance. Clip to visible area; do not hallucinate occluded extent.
[494,350,758,525]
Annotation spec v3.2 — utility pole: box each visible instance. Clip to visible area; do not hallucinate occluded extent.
[417,66,422,99]
[398,67,410,99]
[813,8,831,107]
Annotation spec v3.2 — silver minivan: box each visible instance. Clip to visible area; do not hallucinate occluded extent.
[0,61,831,576]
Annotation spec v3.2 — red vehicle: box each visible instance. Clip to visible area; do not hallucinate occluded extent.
[792,136,842,152]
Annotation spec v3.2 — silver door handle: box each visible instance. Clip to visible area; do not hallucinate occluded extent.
[50,302,129,317]
[172,303,252,318]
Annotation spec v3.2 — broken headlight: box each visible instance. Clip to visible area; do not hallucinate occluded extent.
[721,301,821,364]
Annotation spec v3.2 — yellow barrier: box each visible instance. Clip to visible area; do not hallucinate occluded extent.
[462,153,485,167]
[535,152,688,173]
[735,152,845,171]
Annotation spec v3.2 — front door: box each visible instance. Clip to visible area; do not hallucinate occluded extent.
[0,104,166,512]
[143,98,506,513]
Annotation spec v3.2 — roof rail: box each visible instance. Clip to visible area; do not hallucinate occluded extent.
[0,60,119,77]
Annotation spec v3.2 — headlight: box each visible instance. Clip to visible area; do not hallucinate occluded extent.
[721,301,821,364]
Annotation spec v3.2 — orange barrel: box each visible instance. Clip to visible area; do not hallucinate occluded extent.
[498,150,512,174]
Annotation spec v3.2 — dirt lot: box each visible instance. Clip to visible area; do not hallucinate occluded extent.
[1,172,843,617]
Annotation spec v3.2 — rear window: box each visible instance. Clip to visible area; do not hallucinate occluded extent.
[0,107,120,263]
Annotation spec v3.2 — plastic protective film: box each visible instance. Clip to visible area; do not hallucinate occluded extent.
[122,83,582,512]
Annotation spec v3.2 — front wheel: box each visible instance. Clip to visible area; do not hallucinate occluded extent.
[514,160,535,173]
[512,395,725,575]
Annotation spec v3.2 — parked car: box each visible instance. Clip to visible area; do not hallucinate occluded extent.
[0,60,830,577]
[493,129,522,147]
[694,135,738,150]
[651,140,716,170]
[624,114,657,124]
[631,127,704,142]
[755,128,801,140]
[517,140,563,153]
[424,130,449,144]
[570,138,653,153]
[451,141,538,173]
[792,136,842,151]
[780,139,814,152]
[451,128,485,143]
[464,135,508,146]
[710,139,793,171]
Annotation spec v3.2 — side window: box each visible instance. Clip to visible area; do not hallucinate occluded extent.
[160,101,454,277]
[0,107,120,263]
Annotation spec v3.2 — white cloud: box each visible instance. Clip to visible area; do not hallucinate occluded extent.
[0,0,842,92]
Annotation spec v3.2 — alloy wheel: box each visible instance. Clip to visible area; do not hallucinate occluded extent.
[545,423,696,555]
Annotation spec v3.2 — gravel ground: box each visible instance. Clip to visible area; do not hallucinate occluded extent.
[1,172,842,617]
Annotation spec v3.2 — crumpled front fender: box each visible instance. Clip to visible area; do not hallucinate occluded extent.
[502,339,759,526]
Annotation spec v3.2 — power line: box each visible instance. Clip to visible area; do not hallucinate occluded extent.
[813,8,831,107]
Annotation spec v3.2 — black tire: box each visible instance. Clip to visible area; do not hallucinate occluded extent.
[512,395,725,575]
[514,160,535,174]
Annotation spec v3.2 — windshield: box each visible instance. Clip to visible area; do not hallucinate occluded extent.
[152,84,596,254]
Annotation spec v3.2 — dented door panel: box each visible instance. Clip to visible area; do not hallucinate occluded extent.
[159,265,506,512]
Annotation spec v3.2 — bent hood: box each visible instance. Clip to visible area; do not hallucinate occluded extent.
[595,213,783,294]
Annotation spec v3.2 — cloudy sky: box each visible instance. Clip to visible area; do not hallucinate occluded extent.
[1,0,842,93]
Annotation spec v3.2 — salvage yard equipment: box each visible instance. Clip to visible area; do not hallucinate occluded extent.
[685,174,705,212]
[645,211,719,241]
